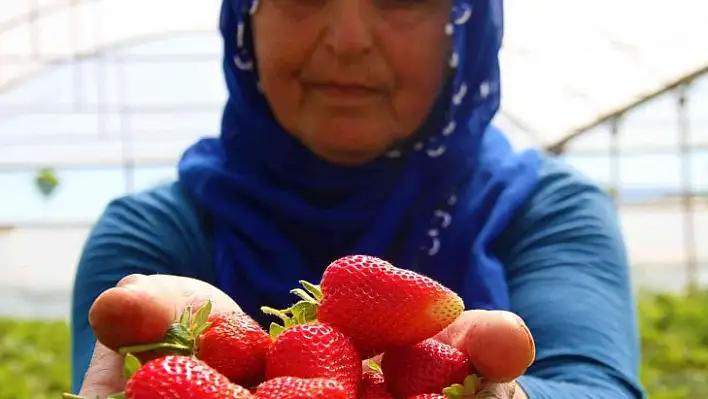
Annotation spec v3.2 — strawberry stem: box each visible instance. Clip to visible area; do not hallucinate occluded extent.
[289,288,318,304]
[260,299,320,339]
[260,281,324,339]
[261,306,293,339]
[124,353,143,380]
[63,389,129,399]
[116,300,214,357]
[298,280,323,301]
[268,322,286,339]
[192,300,212,327]
[366,360,382,372]
[260,306,292,323]
[442,374,481,399]
[63,392,127,399]
[118,342,191,356]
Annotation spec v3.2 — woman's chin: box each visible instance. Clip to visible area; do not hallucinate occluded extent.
[309,145,384,167]
[297,126,397,166]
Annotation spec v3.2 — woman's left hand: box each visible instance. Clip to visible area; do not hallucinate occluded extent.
[434,309,536,399]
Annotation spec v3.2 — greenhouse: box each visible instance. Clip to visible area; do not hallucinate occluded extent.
[0,0,707,397]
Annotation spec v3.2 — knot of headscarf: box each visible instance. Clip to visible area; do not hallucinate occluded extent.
[179,0,540,326]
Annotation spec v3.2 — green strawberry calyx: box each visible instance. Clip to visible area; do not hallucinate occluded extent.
[61,354,142,399]
[117,300,215,356]
[260,280,322,339]
[441,374,481,399]
[366,359,383,372]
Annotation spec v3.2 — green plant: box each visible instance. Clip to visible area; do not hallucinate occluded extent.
[34,167,59,199]
[0,319,71,399]
[638,289,708,399]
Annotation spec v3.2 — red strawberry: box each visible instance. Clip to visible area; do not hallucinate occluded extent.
[118,301,271,387]
[407,395,447,399]
[273,255,464,356]
[359,370,395,399]
[125,355,254,398]
[196,312,271,386]
[254,376,348,399]
[382,338,472,398]
[265,323,361,399]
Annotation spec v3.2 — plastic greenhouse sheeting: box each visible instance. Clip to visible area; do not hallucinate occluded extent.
[0,0,706,166]
[0,0,222,91]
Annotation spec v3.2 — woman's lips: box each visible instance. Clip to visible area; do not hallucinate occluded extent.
[307,82,381,100]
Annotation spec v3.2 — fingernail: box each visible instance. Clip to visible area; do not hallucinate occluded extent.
[120,283,148,294]
[497,311,525,326]
[117,274,146,287]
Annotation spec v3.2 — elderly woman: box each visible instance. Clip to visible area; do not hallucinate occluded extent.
[69,0,645,397]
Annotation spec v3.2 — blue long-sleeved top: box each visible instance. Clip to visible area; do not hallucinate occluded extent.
[70,155,646,398]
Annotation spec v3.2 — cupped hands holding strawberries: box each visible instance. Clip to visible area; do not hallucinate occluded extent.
[68,255,535,399]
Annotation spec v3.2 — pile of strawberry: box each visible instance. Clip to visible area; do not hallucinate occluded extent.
[65,254,524,399]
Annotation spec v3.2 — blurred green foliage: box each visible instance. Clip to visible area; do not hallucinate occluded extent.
[1,290,708,398]
[34,167,59,199]
[638,289,708,399]
[0,319,71,399]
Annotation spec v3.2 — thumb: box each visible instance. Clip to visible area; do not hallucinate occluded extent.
[89,277,176,352]
[89,274,241,352]
[435,310,535,383]
[76,343,128,398]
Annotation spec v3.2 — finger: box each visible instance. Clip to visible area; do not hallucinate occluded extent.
[435,310,535,383]
[475,380,518,399]
[89,274,242,352]
[89,279,176,351]
[77,343,126,398]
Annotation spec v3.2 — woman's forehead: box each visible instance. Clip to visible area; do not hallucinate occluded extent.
[231,0,483,19]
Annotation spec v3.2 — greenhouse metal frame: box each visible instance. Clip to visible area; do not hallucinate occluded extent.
[0,0,707,292]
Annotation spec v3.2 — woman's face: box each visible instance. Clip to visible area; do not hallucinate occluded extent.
[252,0,452,165]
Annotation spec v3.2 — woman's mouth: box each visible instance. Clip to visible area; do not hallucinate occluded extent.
[307,82,382,100]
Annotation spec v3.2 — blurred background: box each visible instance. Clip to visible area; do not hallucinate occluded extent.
[0,0,706,397]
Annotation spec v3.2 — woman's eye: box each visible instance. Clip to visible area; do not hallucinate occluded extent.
[377,0,430,8]
[375,0,447,27]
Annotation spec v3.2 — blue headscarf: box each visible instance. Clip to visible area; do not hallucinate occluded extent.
[179,0,540,325]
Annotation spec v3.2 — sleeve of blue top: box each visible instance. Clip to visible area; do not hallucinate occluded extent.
[497,157,646,398]
[69,184,214,393]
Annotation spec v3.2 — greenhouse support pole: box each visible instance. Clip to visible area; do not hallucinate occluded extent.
[677,84,697,294]
[117,53,135,193]
[609,117,621,202]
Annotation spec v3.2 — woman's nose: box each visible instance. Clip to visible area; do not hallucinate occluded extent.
[323,1,374,61]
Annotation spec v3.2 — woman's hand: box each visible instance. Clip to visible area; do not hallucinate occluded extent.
[76,274,242,398]
[434,310,535,399]
[78,276,533,399]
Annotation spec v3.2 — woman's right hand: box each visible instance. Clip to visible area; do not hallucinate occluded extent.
[76,274,242,398]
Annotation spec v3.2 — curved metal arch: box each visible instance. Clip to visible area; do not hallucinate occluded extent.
[546,63,708,154]
[0,29,216,94]
[0,0,221,93]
